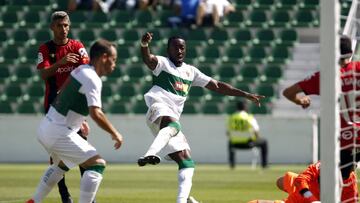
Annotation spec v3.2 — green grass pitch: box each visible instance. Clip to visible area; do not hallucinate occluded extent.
[0,164,309,203]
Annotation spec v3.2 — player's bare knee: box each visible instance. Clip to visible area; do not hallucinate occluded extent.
[276,176,284,191]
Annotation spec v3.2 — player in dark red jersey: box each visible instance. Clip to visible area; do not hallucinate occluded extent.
[36,11,92,203]
[283,35,360,196]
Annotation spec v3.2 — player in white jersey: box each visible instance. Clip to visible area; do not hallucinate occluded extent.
[137,32,264,203]
[26,39,123,203]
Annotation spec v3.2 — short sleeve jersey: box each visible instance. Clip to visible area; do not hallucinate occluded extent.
[144,56,211,120]
[47,65,102,130]
[297,61,360,148]
[227,111,259,139]
[37,39,89,111]
[292,162,358,203]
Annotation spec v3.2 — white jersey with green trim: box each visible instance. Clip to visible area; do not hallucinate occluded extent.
[144,56,212,120]
[46,64,102,130]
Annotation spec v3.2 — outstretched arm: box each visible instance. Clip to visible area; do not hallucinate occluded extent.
[205,79,264,106]
[140,32,158,70]
[283,83,311,109]
[89,106,123,150]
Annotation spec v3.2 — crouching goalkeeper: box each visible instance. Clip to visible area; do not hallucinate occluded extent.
[248,161,358,203]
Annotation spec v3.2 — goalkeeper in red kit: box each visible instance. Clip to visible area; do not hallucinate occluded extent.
[248,161,358,203]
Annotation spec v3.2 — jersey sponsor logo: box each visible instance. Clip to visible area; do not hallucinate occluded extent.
[56,65,76,73]
[37,52,43,65]
[174,81,189,94]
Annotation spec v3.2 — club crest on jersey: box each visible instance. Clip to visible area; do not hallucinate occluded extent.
[174,81,189,94]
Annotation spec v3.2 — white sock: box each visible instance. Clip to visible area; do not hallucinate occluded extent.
[144,126,178,157]
[177,168,195,203]
[33,165,66,202]
[79,170,103,203]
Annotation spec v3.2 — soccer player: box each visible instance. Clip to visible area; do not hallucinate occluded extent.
[282,35,360,180]
[37,11,90,203]
[248,161,358,203]
[137,32,264,203]
[27,39,123,203]
[227,100,268,169]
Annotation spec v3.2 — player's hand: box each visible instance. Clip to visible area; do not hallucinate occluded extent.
[59,53,80,65]
[246,93,265,107]
[112,132,123,150]
[298,96,311,109]
[80,120,90,137]
[141,32,153,45]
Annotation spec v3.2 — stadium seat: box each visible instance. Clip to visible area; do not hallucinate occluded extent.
[253,0,275,9]
[89,12,109,28]
[300,0,319,9]
[0,11,18,28]
[263,64,283,83]
[233,81,252,94]
[111,10,134,27]
[185,46,198,62]
[187,29,207,42]
[127,65,146,80]
[198,66,214,77]
[27,83,44,102]
[0,30,7,43]
[276,0,298,9]
[200,45,220,64]
[78,30,96,44]
[234,0,252,10]
[20,11,41,28]
[34,29,52,42]
[189,87,206,99]
[279,29,298,46]
[109,102,129,114]
[118,83,137,101]
[31,0,51,6]
[12,29,30,44]
[223,46,244,64]
[246,46,267,63]
[15,65,33,82]
[132,101,148,114]
[121,29,139,45]
[69,11,88,28]
[269,46,290,63]
[99,29,118,42]
[4,83,23,102]
[269,10,291,27]
[134,10,153,27]
[223,11,244,27]
[208,28,229,44]
[231,29,252,46]
[293,10,316,27]
[24,45,40,64]
[218,65,237,82]
[17,101,37,114]
[254,29,275,46]
[240,65,259,83]
[246,10,268,27]
[3,46,20,64]
[201,102,221,114]
[182,102,199,114]
[101,84,114,102]
[0,101,14,113]
[256,83,275,100]
[154,9,173,27]
[0,66,11,82]
[139,82,152,94]
[116,47,131,62]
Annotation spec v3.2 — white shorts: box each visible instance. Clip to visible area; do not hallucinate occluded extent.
[37,117,98,168]
[146,103,190,158]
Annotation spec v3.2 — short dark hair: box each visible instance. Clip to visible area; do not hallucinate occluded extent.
[236,100,246,111]
[167,36,185,49]
[340,35,353,59]
[51,11,70,24]
[90,39,116,60]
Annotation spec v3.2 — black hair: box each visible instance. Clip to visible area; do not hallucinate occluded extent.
[340,35,353,59]
[236,100,246,111]
[90,39,116,60]
[167,36,185,49]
